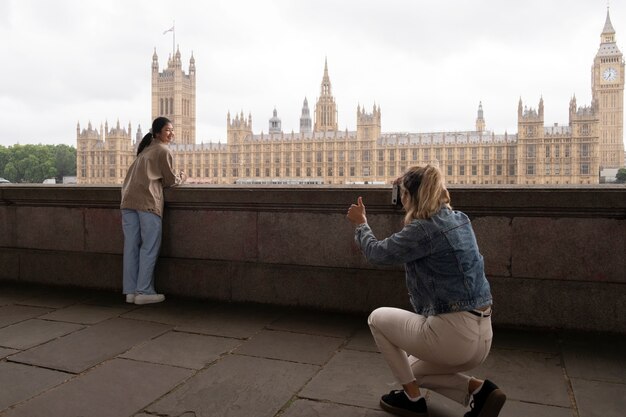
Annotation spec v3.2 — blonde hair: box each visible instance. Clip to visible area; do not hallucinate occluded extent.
[401,164,451,223]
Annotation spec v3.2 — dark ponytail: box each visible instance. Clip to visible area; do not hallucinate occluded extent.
[136,116,172,156]
[136,132,153,156]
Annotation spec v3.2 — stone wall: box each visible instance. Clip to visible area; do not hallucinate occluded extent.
[0,184,624,332]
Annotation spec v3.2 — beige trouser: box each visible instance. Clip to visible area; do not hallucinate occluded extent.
[368,307,493,406]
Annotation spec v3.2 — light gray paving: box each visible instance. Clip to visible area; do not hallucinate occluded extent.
[300,349,396,410]
[15,288,85,309]
[281,399,388,416]
[0,347,18,359]
[424,389,467,417]
[146,354,318,417]
[473,347,571,407]
[0,305,52,328]
[345,326,379,352]
[1,358,192,417]
[268,310,362,337]
[491,327,560,353]
[235,329,345,365]
[0,283,624,417]
[571,378,626,417]
[41,303,133,324]
[176,303,281,339]
[0,319,83,349]
[0,362,70,413]
[562,333,626,384]
[498,400,573,417]
[121,300,214,325]
[120,331,241,369]
[7,318,170,373]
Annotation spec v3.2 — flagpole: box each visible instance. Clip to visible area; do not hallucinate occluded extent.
[172,20,175,57]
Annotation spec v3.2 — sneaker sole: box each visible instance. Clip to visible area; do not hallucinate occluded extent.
[380,398,428,417]
[477,389,506,417]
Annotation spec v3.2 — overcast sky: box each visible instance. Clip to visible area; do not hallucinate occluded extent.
[0,0,623,147]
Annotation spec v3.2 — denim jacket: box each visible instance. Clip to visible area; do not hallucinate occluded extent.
[355,206,492,316]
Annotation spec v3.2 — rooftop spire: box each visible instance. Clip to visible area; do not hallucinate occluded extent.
[603,7,615,35]
[600,7,617,44]
[320,57,332,96]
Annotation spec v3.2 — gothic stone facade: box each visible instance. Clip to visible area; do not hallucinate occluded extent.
[77,10,624,186]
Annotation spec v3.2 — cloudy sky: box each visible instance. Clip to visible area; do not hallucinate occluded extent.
[0,0,623,147]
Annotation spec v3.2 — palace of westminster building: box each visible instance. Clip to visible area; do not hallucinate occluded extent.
[77,10,625,186]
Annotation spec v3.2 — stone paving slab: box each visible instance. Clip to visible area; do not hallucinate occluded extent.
[0,284,625,417]
[0,347,18,360]
[0,319,83,349]
[345,326,378,352]
[7,317,170,373]
[235,329,345,365]
[0,286,31,306]
[0,362,70,413]
[0,305,52,328]
[281,399,388,416]
[146,354,319,417]
[268,310,363,338]
[491,327,560,353]
[422,389,467,417]
[425,389,574,417]
[79,291,125,306]
[1,358,193,417]
[175,303,282,339]
[300,349,396,410]
[473,347,571,407]
[571,378,626,417]
[41,303,134,324]
[500,400,574,417]
[561,332,626,384]
[15,288,86,309]
[121,300,215,325]
[120,330,241,370]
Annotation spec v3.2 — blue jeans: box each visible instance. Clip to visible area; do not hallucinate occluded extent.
[122,209,162,295]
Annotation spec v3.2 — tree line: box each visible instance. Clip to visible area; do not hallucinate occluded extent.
[0,144,76,183]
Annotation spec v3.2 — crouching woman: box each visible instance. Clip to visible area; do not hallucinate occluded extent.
[346,164,506,417]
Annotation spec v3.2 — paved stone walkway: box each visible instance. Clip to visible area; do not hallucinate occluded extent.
[0,283,624,417]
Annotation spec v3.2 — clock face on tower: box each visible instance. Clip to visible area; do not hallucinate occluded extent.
[602,67,618,82]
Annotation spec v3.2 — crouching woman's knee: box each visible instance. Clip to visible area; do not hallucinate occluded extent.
[368,306,394,329]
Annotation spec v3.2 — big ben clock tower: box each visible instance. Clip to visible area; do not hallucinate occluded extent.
[592,8,625,170]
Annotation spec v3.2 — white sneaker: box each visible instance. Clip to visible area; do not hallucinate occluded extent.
[125,294,135,304]
[134,294,165,305]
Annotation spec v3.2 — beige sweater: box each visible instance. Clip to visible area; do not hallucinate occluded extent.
[120,141,182,217]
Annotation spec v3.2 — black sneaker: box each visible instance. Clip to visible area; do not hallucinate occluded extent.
[464,379,506,417]
[380,389,428,417]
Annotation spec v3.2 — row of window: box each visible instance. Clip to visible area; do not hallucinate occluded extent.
[526,144,590,158]
[526,164,590,175]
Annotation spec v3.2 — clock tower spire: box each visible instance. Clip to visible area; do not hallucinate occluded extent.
[592,7,624,170]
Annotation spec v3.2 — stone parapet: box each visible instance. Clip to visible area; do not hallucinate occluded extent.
[1,184,624,332]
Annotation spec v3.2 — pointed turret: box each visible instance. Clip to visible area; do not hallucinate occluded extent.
[269,108,282,134]
[476,101,485,132]
[300,97,312,134]
[136,125,143,144]
[152,48,159,73]
[189,52,195,75]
